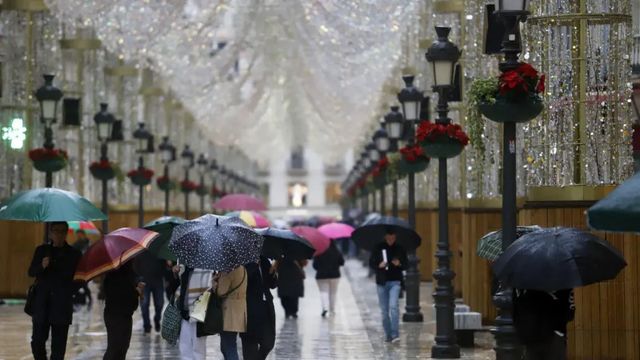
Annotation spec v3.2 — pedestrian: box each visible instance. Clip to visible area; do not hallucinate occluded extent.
[71,230,93,312]
[164,260,180,300]
[175,264,214,360]
[313,241,344,317]
[102,261,145,360]
[134,251,166,333]
[240,256,278,360]
[72,229,91,253]
[27,221,82,360]
[513,288,575,360]
[276,258,307,319]
[368,227,407,343]
[215,265,248,360]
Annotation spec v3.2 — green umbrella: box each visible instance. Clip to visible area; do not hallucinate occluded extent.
[0,188,107,222]
[477,225,542,261]
[588,172,640,232]
[144,216,185,261]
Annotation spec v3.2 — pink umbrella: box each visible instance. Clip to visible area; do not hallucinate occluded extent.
[292,226,331,257]
[318,223,355,240]
[213,193,267,211]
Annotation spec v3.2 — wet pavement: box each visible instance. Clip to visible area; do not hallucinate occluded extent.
[0,259,495,359]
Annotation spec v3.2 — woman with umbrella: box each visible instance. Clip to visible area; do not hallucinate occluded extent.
[312,241,344,317]
[276,257,307,319]
[212,265,248,360]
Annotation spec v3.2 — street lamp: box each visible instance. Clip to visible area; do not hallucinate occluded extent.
[374,125,390,214]
[197,153,208,215]
[158,136,175,216]
[133,122,153,227]
[93,103,115,233]
[218,166,227,195]
[384,106,404,217]
[181,145,195,219]
[361,150,374,213]
[35,74,63,187]
[426,26,462,358]
[209,158,219,203]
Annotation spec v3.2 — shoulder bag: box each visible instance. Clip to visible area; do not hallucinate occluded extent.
[197,268,246,337]
[161,295,182,345]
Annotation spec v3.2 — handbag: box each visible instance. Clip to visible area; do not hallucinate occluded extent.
[197,268,246,337]
[190,290,211,322]
[161,295,182,345]
[24,282,36,316]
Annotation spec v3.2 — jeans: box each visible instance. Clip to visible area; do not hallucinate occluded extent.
[220,331,240,360]
[31,321,69,360]
[103,312,133,360]
[141,278,164,331]
[377,281,401,340]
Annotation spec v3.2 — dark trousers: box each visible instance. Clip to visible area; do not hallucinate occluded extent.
[280,296,299,317]
[141,278,164,331]
[31,321,69,360]
[524,333,567,360]
[103,312,133,360]
[240,310,276,360]
[220,331,240,360]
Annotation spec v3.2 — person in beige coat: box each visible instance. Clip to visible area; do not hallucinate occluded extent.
[214,265,247,360]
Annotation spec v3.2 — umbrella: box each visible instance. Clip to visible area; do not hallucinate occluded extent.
[476,225,542,261]
[0,187,107,222]
[225,211,270,228]
[169,214,263,272]
[144,216,186,261]
[74,227,160,281]
[256,228,315,260]
[587,172,640,232]
[291,226,331,257]
[67,221,101,235]
[351,216,421,252]
[492,227,627,291]
[318,222,355,240]
[213,193,267,211]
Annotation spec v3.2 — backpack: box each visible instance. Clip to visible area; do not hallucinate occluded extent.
[512,289,555,345]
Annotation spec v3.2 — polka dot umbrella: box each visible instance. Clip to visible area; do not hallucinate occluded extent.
[168,214,263,272]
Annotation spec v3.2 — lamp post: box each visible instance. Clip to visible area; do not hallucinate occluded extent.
[361,150,372,213]
[209,158,219,208]
[181,145,195,219]
[426,26,462,358]
[384,106,404,217]
[133,123,153,227]
[34,74,63,188]
[374,127,390,214]
[219,166,227,195]
[366,145,379,213]
[158,136,175,216]
[93,103,115,233]
[197,153,208,215]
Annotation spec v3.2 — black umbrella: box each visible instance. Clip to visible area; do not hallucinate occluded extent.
[256,228,315,260]
[587,172,640,232]
[168,214,263,272]
[351,216,421,252]
[493,227,626,291]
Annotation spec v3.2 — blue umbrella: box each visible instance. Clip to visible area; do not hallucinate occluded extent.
[169,214,263,272]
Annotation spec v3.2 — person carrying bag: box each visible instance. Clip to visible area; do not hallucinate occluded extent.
[213,266,248,360]
[197,268,246,337]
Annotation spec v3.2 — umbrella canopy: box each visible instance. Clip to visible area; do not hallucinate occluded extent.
[74,227,159,281]
[476,225,542,261]
[256,228,315,260]
[0,187,107,222]
[67,221,101,235]
[318,222,355,240]
[213,193,267,211]
[144,216,186,261]
[169,214,263,272]
[493,227,627,291]
[225,211,270,228]
[587,172,640,232]
[291,226,331,257]
[351,216,421,252]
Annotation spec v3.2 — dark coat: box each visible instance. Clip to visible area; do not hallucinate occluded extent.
[28,243,82,325]
[277,258,305,298]
[513,288,575,345]
[133,251,165,285]
[313,242,344,279]
[368,241,407,286]
[103,262,141,317]
[245,257,278,340]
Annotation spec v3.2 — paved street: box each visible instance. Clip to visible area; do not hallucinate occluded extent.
[0,259,495,359]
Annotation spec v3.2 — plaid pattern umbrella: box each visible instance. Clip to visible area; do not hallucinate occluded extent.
[476,225,542,261]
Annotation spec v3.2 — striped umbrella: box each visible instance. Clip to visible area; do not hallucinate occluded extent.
[67,221,100,235]
[225,211,270,228]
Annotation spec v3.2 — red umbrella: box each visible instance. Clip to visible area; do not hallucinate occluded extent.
[292,226,331,257]
[213,193,267,211]
[74,227,159,281]
[318,222,355,240]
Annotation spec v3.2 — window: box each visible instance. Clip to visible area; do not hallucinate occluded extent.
[288,182,308,207]
[325,182,342,204]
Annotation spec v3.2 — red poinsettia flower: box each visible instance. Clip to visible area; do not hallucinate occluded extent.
[90,159,112,170]
[536,74,545,93]
[127,168,154,179]
[400,145,426,163]
[518,63,538,79]
[28,148,69,162]
[499,71,528,95]
[377,157,389,169]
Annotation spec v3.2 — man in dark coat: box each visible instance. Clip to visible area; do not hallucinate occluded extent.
[28,221,82,360]
[240,256,278,360]
[134,251,166,333]
[276,258,306,318]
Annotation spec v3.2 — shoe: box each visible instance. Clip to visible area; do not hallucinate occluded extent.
[321,310,328,318]
[391,337,400,344]
[155,322,161,332]
[385,337,392,343]
[292,314,298,319]
[144,327,151,334]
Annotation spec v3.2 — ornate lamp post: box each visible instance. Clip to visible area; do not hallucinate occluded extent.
[34,74,63,188]
[181,145,195,219]
[218,166,228,195]
[209,158,219,205]
[373,127,390,214]
[366,144,379,213]
[397,74,424,323]
[426,26,462,358]
[133,123,154,227]
[361,150,372,213]
[196,153,208,214]
[93,103,115,233]
[384,106,404,217]
[158,136,175,216]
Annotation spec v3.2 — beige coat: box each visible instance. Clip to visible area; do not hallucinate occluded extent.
[216,265,247,333]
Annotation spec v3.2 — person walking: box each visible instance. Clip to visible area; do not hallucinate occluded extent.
[513,288,575,360]
[134,251,166,333]
[240,256,278,360]
[102,261,145,360]
[368,228,407,343]
[176,265,213,360]
[276,258,307,319]
[72,229,91,253]
[215,265,248,360]
[313,241,344,317]
[27,221,82,360]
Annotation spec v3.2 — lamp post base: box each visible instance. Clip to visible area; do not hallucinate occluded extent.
[402,254,424,323]
[492,286,522,360]
[431,344,461,359]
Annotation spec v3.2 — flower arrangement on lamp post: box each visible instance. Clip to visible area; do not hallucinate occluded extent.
[89,159,117,181]
[196,183,208,197]
[127,167,154,186]
[180,179,199,193]
[156,175,177,191]
[417,121,470,159]
[371,156,389,188]
[29,147,68,173]
[398,144,429,175]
